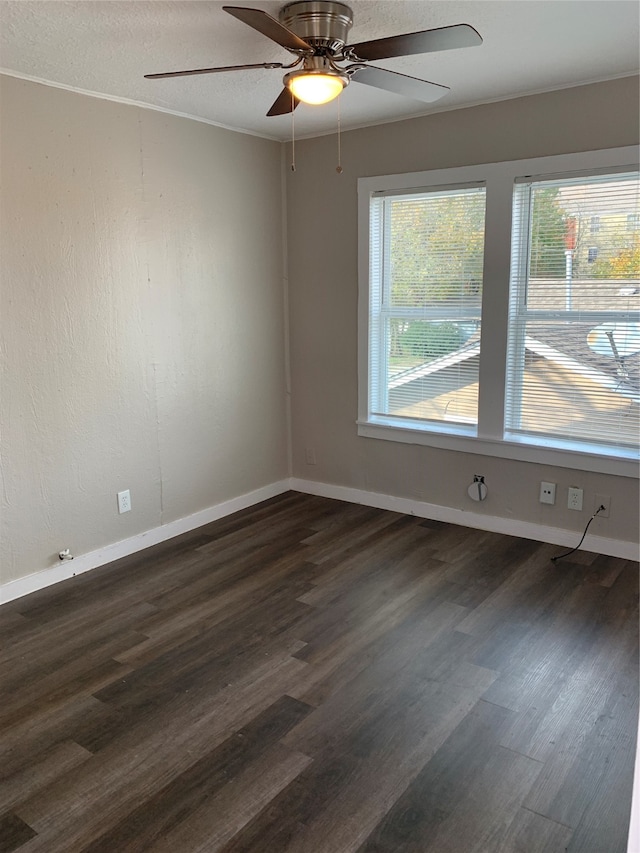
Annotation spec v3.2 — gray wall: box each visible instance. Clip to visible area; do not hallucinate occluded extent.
[286,77,640,546]
[1,76,288,585]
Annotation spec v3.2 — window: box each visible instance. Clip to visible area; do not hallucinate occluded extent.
[367,185,486,431]
[358,147,639,475]
[507,172,640,455]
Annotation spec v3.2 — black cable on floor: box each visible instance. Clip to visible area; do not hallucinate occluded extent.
[551,505,605,563]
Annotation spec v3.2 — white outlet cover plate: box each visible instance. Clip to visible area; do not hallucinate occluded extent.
[539,482,556,505]
[567,487,583,511]
[117,490,131,514]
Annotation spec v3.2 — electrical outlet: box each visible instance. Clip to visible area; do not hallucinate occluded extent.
[539,481,556,505]
[567,486,583,511]
[117,489,131,514]
[594,493,611,518]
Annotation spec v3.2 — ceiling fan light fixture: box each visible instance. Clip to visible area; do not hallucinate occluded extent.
[284,68,348,105]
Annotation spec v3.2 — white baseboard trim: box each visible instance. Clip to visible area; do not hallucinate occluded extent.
[3,475,637,606]
[290,478,639,561]
[0,480,290,605]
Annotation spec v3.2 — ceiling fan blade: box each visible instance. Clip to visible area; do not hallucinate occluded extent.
[223,6,312,53]
[349,23,482,62]
[267,88,300,117]
[145,61,283,79]
[351,66,449,104]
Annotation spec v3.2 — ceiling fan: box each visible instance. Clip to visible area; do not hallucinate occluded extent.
[145,1,482,116]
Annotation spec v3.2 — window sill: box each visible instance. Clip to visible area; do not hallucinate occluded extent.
[357,418,639,478]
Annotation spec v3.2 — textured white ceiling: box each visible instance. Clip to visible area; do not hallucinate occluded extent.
[1,1,638,141]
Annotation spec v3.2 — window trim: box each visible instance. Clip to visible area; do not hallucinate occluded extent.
[357,146,639,479]
[368,182,486,431]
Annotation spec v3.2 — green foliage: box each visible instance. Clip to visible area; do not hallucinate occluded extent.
[397,321,465,362]
[388,192,485,305]
[528,188,568,278]
[590,235,640,279]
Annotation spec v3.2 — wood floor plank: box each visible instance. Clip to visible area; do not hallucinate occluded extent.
[0,696,115,779]
[285,679,502,853]
[288,555,470,708]
[565,716,637,853]
[0,812,37,853]
[12,656,308,851]
[293,547,449,661]
[479,578,611,760]
[300,509,419,567]
[356,699,542,853]
[0,621,150,705]
[0,492,636,853]
[581,553,633,588]
[147,744,312,853]
[227,633,498,853]
[442,533,541,591]
[455,540,571,639]
[0,599,157,668]
[298,515,431,594]
[283,600,490,753]
[80,695,313,852]
[523,664,638,832]
[0,609,33,649]
[115,552,315,669]
[0,655,135,732]
[482,807,574,853]
[0,740,92,814]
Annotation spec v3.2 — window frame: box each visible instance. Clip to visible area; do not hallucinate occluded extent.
[368,181,487,433]
[357,146,639,479]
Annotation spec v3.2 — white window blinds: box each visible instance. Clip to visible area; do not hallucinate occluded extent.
[369,185,486,430]
[506,171,640,452]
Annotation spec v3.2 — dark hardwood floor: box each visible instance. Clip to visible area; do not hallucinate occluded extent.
[0,491,637,852]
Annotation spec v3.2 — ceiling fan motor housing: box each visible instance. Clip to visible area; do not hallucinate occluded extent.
[280,1,353,53]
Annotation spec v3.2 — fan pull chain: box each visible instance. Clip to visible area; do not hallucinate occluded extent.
[336,95,343,174]
[290,92,296,172]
